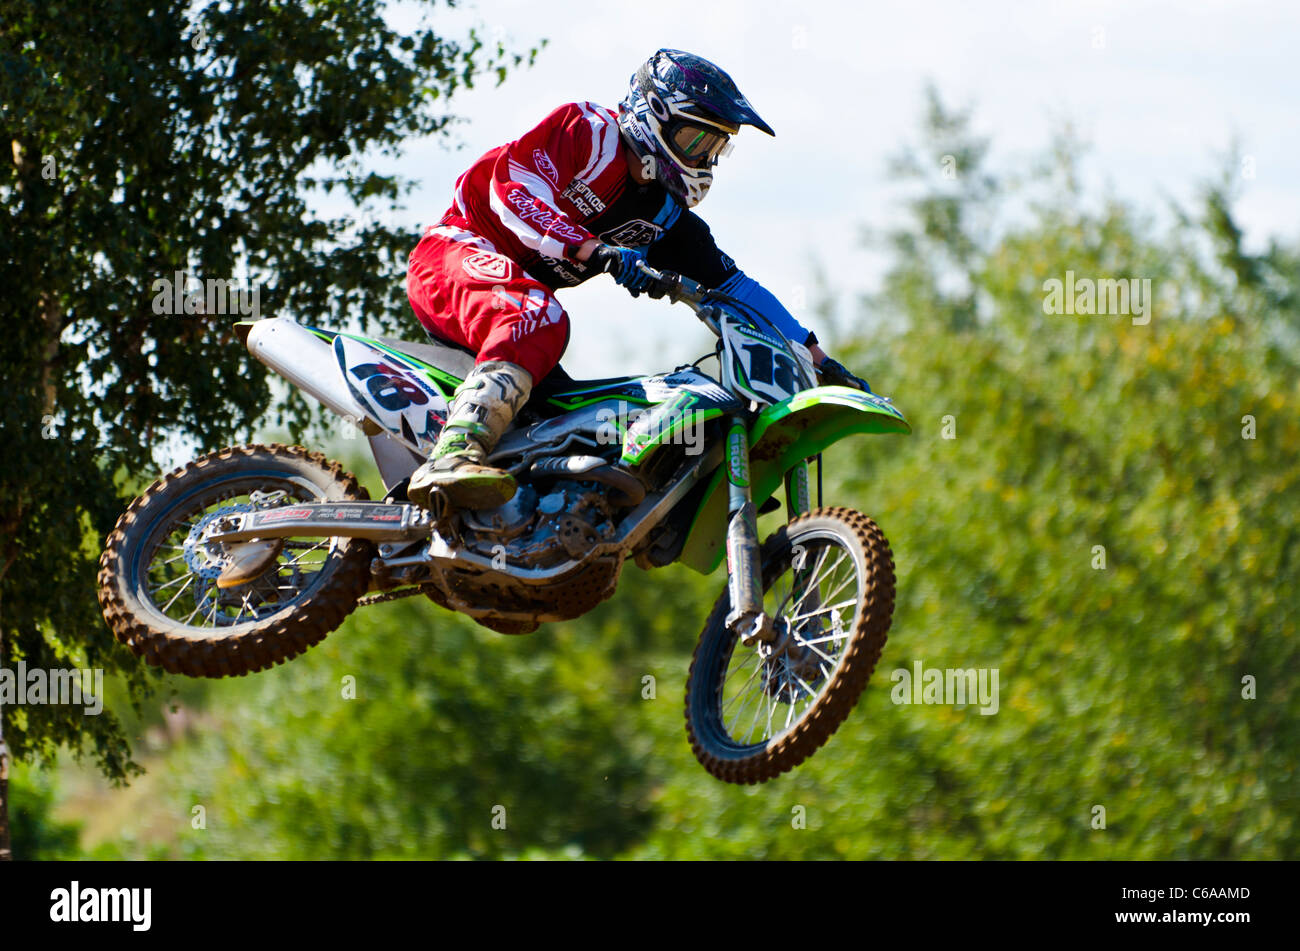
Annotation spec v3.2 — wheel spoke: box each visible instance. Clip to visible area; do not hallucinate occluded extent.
[787,598,858,625]
[159,575,194,613]
[810,548,849,595]
[741,676,769,744]
[181,599,204,626]
[783,690,797,730]
[281,542,327,569]
[231,590,253,624]
[800,624,858,647]
[725,684,761,737]
[790,672,818,703]
[150,572,191,594]
[790,549,847,616]
[798,638,837,666]
[722,656,765,714]
[722,651,761,696]
[788,545,831,610]
[813,566,858,614]
[763,673,780,740]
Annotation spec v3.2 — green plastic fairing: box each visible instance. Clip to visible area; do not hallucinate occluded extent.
[676,386,911,574]
[620,394,728,467]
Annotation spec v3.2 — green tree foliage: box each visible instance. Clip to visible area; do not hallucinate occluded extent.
[0,0,538,854]
[875,83,999,334]
[8,764,84,859]
[157,599,665,859]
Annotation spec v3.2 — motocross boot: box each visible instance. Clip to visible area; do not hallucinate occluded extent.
[407,360,533,510]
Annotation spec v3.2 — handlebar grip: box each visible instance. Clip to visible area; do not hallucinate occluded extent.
[642,268,705,303]
[607,257,707,304]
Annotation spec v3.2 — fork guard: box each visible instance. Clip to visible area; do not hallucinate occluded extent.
[677,386,911,574]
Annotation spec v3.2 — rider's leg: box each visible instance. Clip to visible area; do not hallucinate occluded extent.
[407,359,533,509]
[404,223,568,509]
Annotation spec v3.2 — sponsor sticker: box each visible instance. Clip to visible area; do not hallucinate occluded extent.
[727,429,749,487]
[562,178,607,216]
[258,507,313,521]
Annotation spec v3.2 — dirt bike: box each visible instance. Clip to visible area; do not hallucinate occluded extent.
[97,264,911,784]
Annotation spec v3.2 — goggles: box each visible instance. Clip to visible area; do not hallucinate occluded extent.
[668,120,737,168]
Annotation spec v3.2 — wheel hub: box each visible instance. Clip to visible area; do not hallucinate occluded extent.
[758,617,834,699]
[184,505,252,583]
[183,504,298,617]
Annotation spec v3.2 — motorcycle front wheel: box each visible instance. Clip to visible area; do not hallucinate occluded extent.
[685,506,896,784]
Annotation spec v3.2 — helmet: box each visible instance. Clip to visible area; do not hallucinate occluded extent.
[617,49,774,207]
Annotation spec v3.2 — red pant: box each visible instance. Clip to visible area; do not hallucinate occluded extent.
[405,217,569,384]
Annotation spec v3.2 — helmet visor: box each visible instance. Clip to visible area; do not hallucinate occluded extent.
[669,121,734,167]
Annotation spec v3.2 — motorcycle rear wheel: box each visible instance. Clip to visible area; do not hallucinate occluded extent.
[98,443,372,677]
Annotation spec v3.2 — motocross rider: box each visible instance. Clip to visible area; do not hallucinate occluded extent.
[405,48,871,510]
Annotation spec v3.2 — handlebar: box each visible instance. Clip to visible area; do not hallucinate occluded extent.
[595,247,712,314]
[629,261,817,390]
[630,261,707,307]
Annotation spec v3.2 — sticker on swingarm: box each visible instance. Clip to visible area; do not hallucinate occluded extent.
[333,335,449,451]
[250,503,403,527]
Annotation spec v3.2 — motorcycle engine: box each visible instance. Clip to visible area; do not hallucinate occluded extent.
[462,479,618,569]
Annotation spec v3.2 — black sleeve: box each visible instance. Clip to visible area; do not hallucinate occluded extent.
[645,208,741,288]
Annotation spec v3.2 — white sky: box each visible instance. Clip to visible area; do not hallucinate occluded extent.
[342,0,1299,378]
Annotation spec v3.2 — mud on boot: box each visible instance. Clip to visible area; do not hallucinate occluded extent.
[407,360,533,510]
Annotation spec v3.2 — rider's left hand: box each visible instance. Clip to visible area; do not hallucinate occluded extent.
[817,356,873,394]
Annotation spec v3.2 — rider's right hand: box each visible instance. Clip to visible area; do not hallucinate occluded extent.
[593,245,655,296]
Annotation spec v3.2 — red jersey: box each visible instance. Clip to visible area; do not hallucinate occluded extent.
[447,102,622,273]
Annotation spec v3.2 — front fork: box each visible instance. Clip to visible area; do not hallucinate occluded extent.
[723,418,767,642]
[724,419,817,644]
[723,414,820,649]
[784,457,811,516]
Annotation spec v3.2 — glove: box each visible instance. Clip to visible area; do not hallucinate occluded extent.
[593,245,655,296]
[817,357,873,394]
